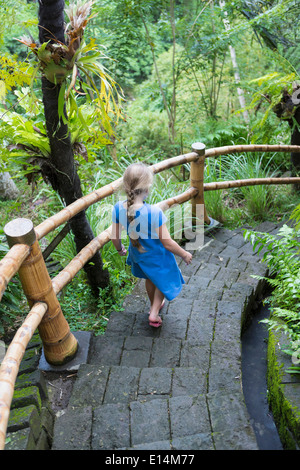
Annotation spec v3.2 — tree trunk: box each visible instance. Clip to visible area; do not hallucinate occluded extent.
[219,0,249,123]
[38,0,109,293]
[273,87,300,178]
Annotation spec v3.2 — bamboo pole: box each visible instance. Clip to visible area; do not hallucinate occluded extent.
[52,227,113,295]
[0,301,47,450]
[0,244,30,303]
[4,219,78,366]
[203,177,300,191]
[156,186,199,211]
[204,144,300,159]
[35,177,123,240]
[190,143,211,225]
[31,145,300,241]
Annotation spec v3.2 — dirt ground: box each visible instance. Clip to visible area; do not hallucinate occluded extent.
[43,371,77,415]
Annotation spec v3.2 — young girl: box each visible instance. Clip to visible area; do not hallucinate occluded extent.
[111,163,192,328]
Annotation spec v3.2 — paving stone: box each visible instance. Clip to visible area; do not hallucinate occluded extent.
[217,300,244,317]
[122,293,147,313]
[128,440,172,450]
[226,233,247,249]
[92,403,130,450]
[121,336,153,367]
[130,398,170,446]
[197,288,223,304]
[226,258,248,271]
[209,340,242,393]
[208,279,227,290]
[221,282,254,304]
[104,366,140,404]
[180,260,203,277]
[207,390,258,450]
[68,364,109,407]
[105,311,135,336]
[89,335,124,365]
[7,404,40,440]
[192,248,212,262]
[169,395,210,438]
[52,406,92,450]
[167,298,193,316]
[219,245,240,258]
[186,312,215,343]
[150,338,181,367]
[185,275,211,288]
[215,267,240,284]
[212,228,235,243]
[207,253,230,266]
[159,312,189,340]
[197,262,220,279]
[138,367,172,398]
[172,367,207,396]
[178,284,202,300]
[203,239,227,253]
[172,433,214,450]
[132,312,161,337]
[180,341,210,369]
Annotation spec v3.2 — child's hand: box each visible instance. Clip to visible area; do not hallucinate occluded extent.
[182,251,192,265]
[117,245,127,256]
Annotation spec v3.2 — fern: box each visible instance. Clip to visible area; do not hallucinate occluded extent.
[244,224,300,359]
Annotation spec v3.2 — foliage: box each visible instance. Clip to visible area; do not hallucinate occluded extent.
[1,0,300,340]
[58,264,132,336]
[0,234,24,337]
[13,1,124,140]
[244,219,300,371]
[0,55,31,100]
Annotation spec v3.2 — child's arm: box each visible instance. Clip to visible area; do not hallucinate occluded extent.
[156,223,192,265]
[111,222,127,256]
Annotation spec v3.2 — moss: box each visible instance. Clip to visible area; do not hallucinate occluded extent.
[267,329,300,449]
[11,385,42,413]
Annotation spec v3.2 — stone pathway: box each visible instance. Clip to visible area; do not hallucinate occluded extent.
[51,222,282,450]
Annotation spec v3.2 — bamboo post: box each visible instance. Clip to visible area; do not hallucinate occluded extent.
[4,218,78,366]
[190,143,211,225]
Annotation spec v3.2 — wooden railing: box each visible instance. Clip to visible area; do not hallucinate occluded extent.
[0,142,300,449]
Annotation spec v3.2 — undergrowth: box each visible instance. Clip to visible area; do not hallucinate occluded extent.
[244,210,300,373]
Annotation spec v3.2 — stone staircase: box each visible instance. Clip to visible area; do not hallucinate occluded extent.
[51,223,280,450]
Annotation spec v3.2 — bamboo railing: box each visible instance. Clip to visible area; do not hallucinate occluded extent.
[0,142,300,450]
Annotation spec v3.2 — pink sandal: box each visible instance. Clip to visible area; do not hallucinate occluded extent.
[149,317,162,328]
[148,299,165,327]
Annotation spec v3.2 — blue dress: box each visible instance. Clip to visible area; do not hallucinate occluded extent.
[112,201,185,301]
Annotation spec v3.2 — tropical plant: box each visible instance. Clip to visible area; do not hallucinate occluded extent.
[244,220,300,372]
[8,0,126,294]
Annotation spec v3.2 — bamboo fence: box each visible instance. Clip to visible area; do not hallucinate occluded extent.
[0,142,300,450]
[0,302,48,450]
[203,177,300,191]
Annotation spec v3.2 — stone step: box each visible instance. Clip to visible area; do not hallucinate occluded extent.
[52,389,258,450]
[67,363,208,408]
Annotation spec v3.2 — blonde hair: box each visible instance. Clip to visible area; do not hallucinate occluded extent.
[123,163,153,252]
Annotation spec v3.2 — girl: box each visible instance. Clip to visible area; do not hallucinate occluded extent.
[111,163,192,328]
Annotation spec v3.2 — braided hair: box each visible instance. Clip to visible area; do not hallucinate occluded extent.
[123,163,153,252]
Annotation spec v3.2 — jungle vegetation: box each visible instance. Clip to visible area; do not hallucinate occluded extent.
[0,0,299,353]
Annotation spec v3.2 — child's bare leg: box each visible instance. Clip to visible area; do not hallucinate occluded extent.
[149,287,164,324]
[145,279,155,305]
